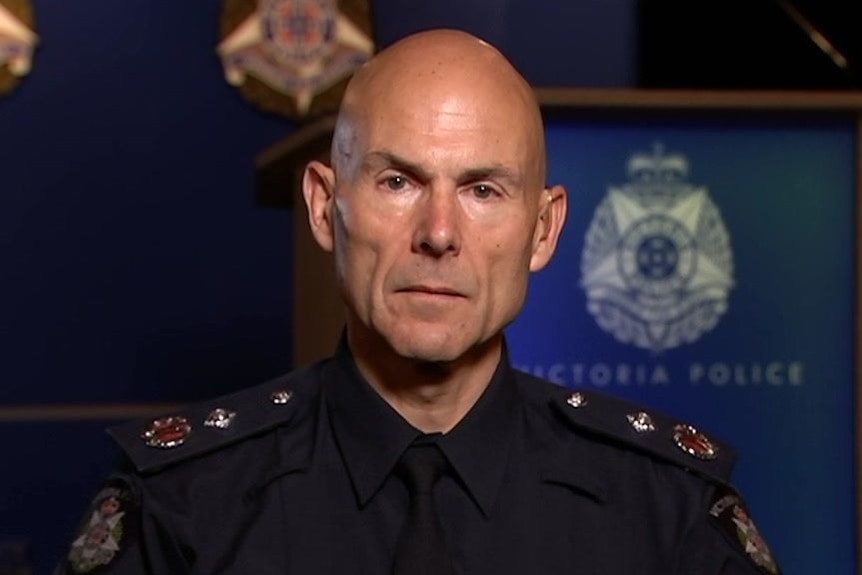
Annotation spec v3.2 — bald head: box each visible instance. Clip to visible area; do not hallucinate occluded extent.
[331,29,547,189]
[301,28,568,380]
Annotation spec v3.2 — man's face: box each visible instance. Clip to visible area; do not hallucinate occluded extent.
[326,87,551,363]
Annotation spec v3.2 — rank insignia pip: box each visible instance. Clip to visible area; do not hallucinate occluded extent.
[204,407,237,429]
[627,411,655,433]
[709,488,780,574]
[566,392,587,409]
[216,0,374,120]
[65,480,139,573]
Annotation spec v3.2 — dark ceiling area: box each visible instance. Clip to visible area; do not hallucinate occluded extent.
[639,0,861,89]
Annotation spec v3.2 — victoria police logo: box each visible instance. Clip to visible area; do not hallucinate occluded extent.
[217,0,374,119]
[0,0,38,97]
[580,144,734,352]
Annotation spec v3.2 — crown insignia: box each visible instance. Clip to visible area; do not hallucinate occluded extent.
[626,143,689,183]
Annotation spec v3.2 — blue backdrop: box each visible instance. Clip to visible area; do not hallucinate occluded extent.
[508,118,858,574]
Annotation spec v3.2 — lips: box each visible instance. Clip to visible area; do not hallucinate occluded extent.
[397,285,466,297]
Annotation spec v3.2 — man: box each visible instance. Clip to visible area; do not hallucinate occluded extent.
[58,29,780,574]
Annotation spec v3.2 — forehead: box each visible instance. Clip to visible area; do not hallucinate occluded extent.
[356,81,537,176]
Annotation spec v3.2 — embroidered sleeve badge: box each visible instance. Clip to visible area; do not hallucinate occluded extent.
[709,488,781,574]
[65,480,139,573]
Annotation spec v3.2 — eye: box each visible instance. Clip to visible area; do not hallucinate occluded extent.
[384,174,408,191]
[471,184,499,200]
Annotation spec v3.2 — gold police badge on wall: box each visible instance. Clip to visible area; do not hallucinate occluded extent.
[0,0,38,96]
[217,0,374,120]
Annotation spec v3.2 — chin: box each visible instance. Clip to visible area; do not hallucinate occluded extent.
[387,329,472,364]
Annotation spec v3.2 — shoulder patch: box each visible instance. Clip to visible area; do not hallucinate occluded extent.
[549,386,736,484]
[109,369,314,474]
[63,478,139,574]
[709,487,781,574]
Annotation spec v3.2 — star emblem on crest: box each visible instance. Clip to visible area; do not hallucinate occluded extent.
[583,187,732,297]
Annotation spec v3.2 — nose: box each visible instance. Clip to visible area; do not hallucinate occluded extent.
[412,186,462,257]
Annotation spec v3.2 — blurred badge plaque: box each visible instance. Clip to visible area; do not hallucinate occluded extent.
[0,0,37,97]
[580,144,734,353]
[217,0,374,120]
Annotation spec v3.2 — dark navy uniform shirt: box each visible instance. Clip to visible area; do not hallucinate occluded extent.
[57,342,780,574]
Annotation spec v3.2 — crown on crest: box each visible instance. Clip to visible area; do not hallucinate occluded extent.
[627,143,688,182]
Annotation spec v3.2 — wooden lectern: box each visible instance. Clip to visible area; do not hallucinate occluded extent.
[255,115,344,368]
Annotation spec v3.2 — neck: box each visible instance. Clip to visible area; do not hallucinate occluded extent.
[348,329,503,434]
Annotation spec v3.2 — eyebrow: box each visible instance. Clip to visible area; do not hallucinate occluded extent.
[363,151,432,181]
[362,150,523,188]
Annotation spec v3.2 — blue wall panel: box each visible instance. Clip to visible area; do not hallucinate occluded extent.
[508,119,857,574]
[2,0,295,570]
[0,0,295,406]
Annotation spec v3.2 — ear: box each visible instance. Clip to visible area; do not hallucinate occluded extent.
[529,184,567,272]
[302,160,337,253]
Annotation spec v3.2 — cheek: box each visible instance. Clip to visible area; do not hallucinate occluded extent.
[333,200,399,302]
[484,217,536,268]
[489,254,531,298]
[482,225,535,304]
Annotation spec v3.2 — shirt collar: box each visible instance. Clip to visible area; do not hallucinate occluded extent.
[437,346,518,517]
[324,338,519,517]
[324,339,420,507]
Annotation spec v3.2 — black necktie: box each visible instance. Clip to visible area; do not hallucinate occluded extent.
[392,440,454,575]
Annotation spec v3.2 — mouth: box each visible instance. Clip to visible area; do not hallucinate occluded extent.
[397,285,466,298]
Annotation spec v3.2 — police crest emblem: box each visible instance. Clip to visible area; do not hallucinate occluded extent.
[65,480,139,573]
[0,0,38,97]
[217,0,374,119]
[580,144,734,352]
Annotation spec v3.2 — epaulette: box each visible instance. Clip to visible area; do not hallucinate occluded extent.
[108,369,310,474]
[549,385,736,485]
